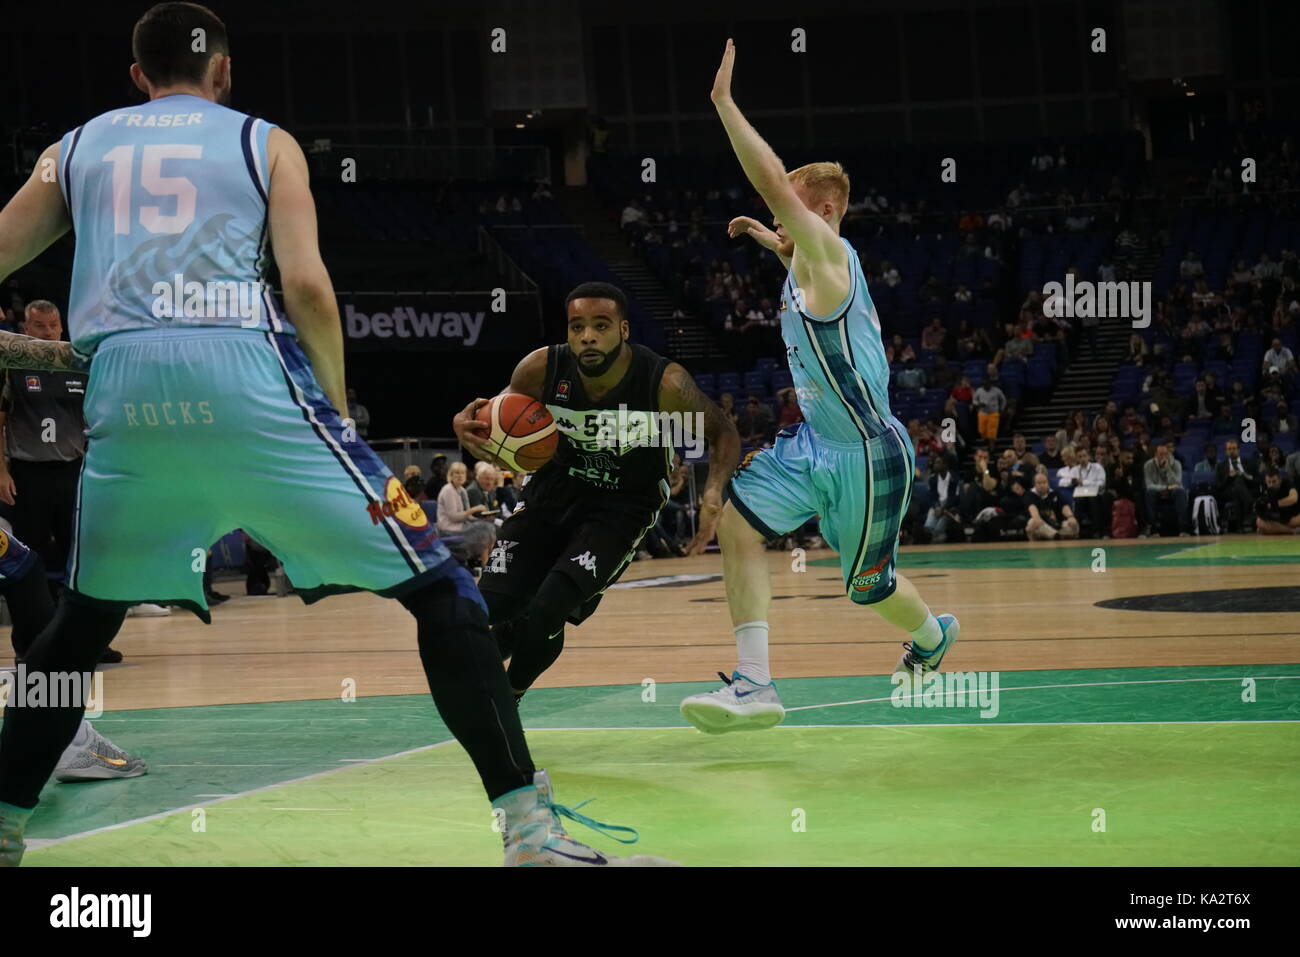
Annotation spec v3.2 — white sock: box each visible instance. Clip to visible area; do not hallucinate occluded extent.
[909,614,943,653]
[734,621,771,685]
[71,721,92,747]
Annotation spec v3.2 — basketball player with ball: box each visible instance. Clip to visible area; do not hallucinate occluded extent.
[453,282,740,702]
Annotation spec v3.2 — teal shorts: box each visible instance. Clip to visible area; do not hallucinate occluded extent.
[727,419,915,604]
[70,328,471,621]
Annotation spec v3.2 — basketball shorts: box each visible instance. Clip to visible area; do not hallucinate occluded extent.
[476,493,662,626]
[0,528,36,583]
[727,420,915,605]
[70,328,474,621]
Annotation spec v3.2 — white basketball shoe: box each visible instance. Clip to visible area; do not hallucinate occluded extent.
[495,770,679,867]
[679,671,786,734]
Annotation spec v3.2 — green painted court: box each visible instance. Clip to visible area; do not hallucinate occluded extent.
[23,665,1300,866]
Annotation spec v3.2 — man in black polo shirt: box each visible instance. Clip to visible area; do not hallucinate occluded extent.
[0,301,129,659]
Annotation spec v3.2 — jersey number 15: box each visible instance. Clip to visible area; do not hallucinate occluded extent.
[102,144,203,235]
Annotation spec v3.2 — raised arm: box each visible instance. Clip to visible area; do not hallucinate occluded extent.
[710,40,845,273]
[452,346,548,461]
[658,361,741,555]
[0,143,72,286]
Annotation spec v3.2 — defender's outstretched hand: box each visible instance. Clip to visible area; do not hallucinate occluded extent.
[710,38,735,104]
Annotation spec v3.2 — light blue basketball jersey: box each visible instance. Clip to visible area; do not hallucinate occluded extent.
[57,93,294,355]
[779,237,893,444]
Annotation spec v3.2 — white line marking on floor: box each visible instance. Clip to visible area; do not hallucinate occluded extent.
[24,739,459,852]
[786,674,1300,712]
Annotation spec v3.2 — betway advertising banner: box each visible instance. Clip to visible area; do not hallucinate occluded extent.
[339,293,541,351]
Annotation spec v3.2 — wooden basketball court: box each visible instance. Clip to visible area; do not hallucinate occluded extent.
[7,535,1299,866]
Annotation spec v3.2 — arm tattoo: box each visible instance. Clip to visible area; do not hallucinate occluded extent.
[660,364,741,489]
[0,331,87,372]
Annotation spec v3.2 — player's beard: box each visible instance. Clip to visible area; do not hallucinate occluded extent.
[578,340,624,377]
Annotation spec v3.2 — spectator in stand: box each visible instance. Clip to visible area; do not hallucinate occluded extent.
[1058,446,1106,537]
[921,317,946,352]
[1211,403,1238,438]
[718,392,739,431]
[1039,434,1064,468]
[498,471,520,514]
[1194,442,1220,477]
[346,387,370,438]
[895,357,926,393]
[403,465,427,502]
[881,261,901,288]
[1003,318,1035,365]
[1216,439,1258,533]
[776,387,803,428]
[950,375,973,404]
[1188,379,1220,422]
[1143,443,1190,536]
[931,356,957,392]
[1126,333,1149,364]
[738,394,774,447]
[1272,401,1298,437]
[886,334,915,364]
[1263,337,1296,382]
[1255,469,1300,535]
[973,368,1006,445]
[924,456,963,544]
[1285,447,1300,481]
[436,461,489,535]
[466,461,503,522]
[655,454,692,547]
[1010,433,1039,469]
[1025,471,1079,540]
[423,453,448,500]
[1179,249,1204,281]
[961,448,999,522]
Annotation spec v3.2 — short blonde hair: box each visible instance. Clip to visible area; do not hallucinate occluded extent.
[787,162,850,222]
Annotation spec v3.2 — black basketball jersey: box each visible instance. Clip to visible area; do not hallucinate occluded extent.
[523,342,673,510]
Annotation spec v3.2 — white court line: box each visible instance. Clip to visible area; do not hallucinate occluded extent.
[24,739,459,851]
[785,674,1300,712]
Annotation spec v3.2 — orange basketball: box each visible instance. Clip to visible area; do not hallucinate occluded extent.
[473,394,559,472]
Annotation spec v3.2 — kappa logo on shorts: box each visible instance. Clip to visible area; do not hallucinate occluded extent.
[851,554,891,591]
[571,550,598,575]
[367,477,429,530]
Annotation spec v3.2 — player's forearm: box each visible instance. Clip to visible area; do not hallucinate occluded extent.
[701,419,741,501]
[0,330,86,372]
[713,98,786,198]
[285,280,348,415]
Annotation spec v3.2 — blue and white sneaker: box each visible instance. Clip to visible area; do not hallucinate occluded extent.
[895,614,960,679]
[0,802,33,867]
[679,671,786,734]
[495,770,679,867]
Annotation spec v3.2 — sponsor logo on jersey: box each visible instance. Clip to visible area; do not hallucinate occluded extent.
[556,379,570,399]
[24,376,41,392]
[851,554,891,591]
[367,476,429,529]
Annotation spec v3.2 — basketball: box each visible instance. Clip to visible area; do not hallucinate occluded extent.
[474,393,558,473]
